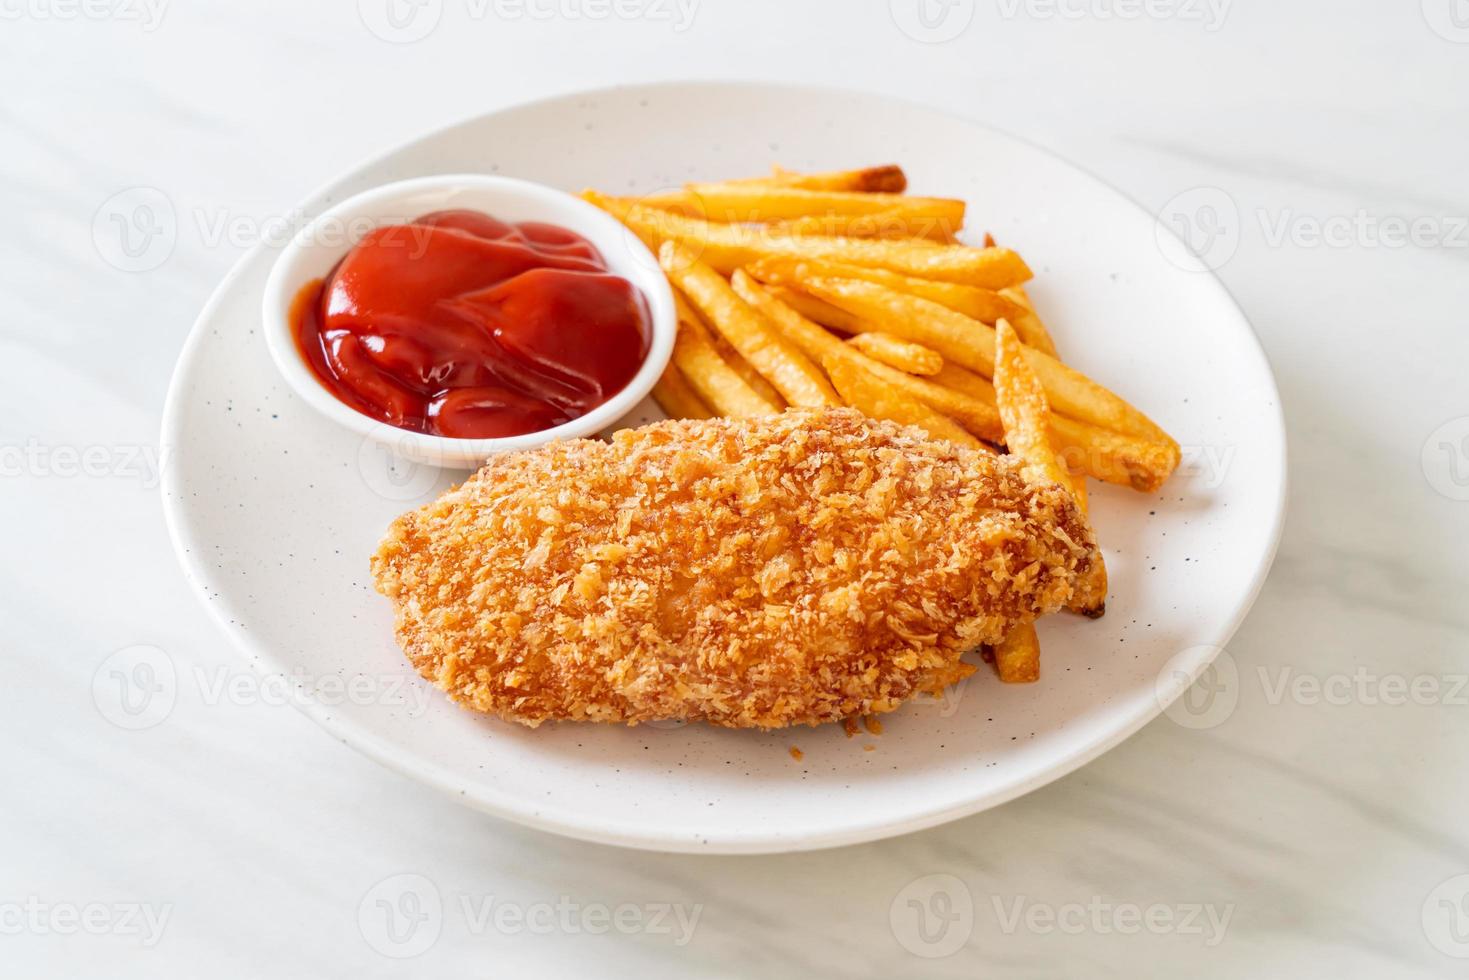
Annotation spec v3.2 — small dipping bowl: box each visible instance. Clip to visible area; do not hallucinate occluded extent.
[262,175,675,467]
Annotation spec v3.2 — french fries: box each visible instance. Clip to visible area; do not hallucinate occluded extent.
[999,285,1058,357]
[769,210,959,243]
[847,332,943,376]
[780,275,1178,453]
[993,319,1107,627]
[992,320,1064,682]
[670,315,780,418]
[823,357,984,451]
[736,272,1005,443]
[651,364,714,421]
[742,164,908,193]
[993,320,1071,489]
[992,626,1042,684]
[766,286,872,334]
[585,163,1183,689]
[674,292,784,408]
[749,256,1026,324]
[583,191,1032,288]
[682,183,965,225]
[661,242,838,409]
[993,300,1105,614]
[929,362,1175,492]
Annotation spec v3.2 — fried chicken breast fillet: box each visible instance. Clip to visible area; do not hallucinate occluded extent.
[371,408,1099,728]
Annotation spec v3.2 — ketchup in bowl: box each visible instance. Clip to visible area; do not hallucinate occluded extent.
[291,209,652,439]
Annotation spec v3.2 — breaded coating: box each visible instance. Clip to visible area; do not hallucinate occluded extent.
[371,408,1099,728]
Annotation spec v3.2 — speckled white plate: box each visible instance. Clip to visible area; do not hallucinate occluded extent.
[161,82,1285,854]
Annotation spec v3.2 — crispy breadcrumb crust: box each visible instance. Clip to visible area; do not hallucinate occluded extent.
[371,409,1098,729]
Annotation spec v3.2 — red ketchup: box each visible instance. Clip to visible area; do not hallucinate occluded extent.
[292,209,651,439]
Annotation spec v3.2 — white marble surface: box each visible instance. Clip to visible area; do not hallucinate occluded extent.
[3,1,1468,975]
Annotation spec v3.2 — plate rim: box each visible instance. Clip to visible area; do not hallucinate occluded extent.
[160,79,1288,854]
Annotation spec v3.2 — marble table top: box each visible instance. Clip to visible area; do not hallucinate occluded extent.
[3,2,1467,975]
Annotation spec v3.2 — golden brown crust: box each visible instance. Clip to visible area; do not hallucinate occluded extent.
[371,408,1098,729]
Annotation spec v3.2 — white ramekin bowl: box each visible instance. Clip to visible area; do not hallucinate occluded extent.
[261,175,675,467]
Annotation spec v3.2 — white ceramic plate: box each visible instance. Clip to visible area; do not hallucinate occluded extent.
[161,82,1285,854]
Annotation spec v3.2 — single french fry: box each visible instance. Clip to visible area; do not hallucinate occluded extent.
[683,182,965,225]
[999,285,1058,357]
[660,242,838,408]
[789,275,1177,451]
[583,192,1031,288]
[735,273,1006,444]
[930,363,1175,492]
[996,320,1106,616]
[994,320,1071,488]
[765,286,872,334]
[641,166,910,213]
[822,356,985,450]
[982,235,1058,355]
[994,624,1041,683]
[991,319,1067,681]
[748,256,1025,323]
[670,315,779,418]
[749,164,908,193]
[769,210,960,243]
[847,332,944,376]
[651,364,714,421]
[1001,281,1103,607]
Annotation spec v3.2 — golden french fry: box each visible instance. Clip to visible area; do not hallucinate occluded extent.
[929,362,1174,492]
[583,192,1031,288]
[670,314,779,418]
[822,356,985,450]
[994,320,1071,488]
[993,625,1041,683]
[748,256,1025,323]
[991,320,1064,681]
[683,182,965,225]
[1048,415,1177,494]
[847,332,944,376]
[999,285,1058,357]
[749,164,908,193]
[769,210,960,243]
[790,275,1177,452]
[996,320,1106,616]
[1001,282,1102,608]
[651,364,714,421]
[660,242,838,408]
[765,286,871,334]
